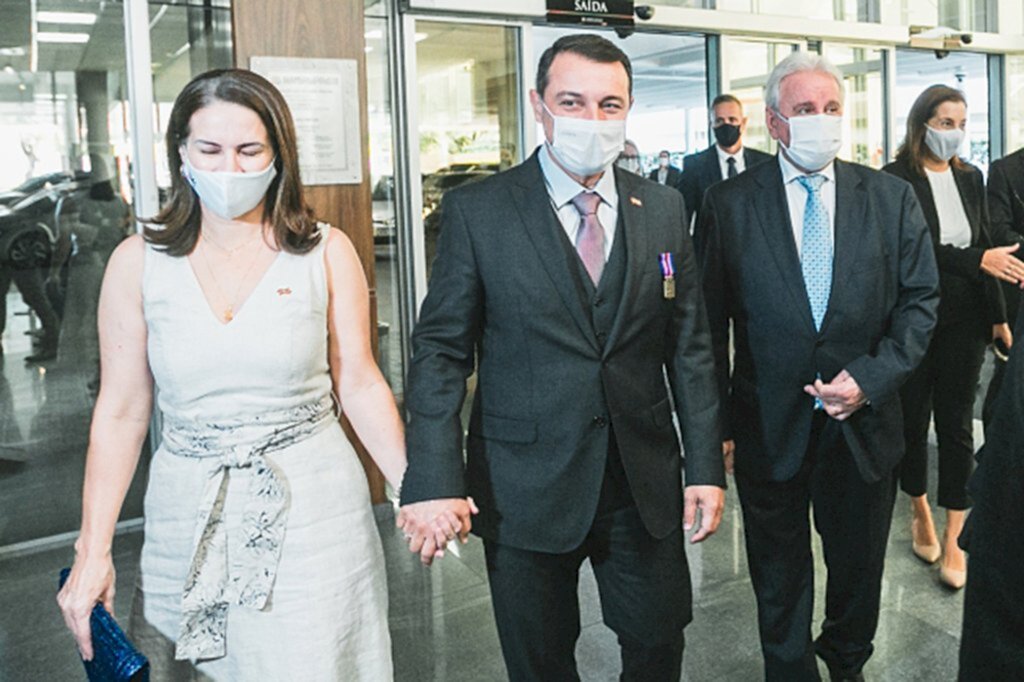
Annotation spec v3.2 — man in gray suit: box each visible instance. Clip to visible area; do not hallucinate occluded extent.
[399,34,725,681]
[699,53,939,681]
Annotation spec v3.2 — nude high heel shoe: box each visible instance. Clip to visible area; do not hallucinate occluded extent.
[911,510,941,564]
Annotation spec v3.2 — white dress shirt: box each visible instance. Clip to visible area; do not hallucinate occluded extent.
[657,167,669,184]
[925,167,972,248]
[538,144,618,259]
[716,145,746,179]
[779,152,836,258]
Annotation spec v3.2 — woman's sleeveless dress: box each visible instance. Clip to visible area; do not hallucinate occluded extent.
[128,226,393,681]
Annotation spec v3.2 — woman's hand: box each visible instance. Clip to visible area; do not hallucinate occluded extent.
[993,323,1013,357]
[980,244,1024,284]
[56,551,116,661]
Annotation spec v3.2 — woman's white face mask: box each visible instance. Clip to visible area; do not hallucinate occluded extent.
[542,101,627,177]
[924,125,965,162]
[181,152,278,220]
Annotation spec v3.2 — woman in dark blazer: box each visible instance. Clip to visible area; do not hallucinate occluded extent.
[883,85,1022,590]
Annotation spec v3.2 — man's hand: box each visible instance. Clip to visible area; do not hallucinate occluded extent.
[981,243,1024,284]
[397,498,479,566]
[993,323,1013,357]
[683,485,725,544]
[804,370,867,421]
[722,440,735,475]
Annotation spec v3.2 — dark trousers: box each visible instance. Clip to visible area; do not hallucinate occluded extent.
[735,413,897,681]
[899,319,987,510]
[483,441,690,682]
[0,265,60,340]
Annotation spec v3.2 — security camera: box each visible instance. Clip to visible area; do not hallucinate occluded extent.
[910,25,973,51]
[635,5,655,21]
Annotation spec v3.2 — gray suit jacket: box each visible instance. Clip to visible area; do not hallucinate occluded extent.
[401,149,723,553]
[699,157,940,483]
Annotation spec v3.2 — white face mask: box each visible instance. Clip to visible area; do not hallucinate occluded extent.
[659,157,670,168]
[776,112,843,172]
[924,125,965,162]
[542,101,627,177]
[616,156,640,174]
[181,154,278,220]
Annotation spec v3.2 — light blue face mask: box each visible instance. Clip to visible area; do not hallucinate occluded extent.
[924,125,965,162]
[181,154,278,220]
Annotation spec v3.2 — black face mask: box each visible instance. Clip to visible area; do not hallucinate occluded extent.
[713,123,741,148]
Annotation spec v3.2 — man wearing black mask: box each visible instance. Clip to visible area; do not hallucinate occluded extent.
[678,94,772,253]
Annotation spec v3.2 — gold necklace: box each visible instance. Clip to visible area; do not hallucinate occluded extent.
[199,236,263,322]
[201,228,263,258]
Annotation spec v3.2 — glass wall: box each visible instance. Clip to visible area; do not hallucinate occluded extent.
[894,48,990,172]
[532,26,708,175]
[721,38,796,155]
[824,43,886,167]
[1008,56,1024,154]
[365,3,406,400]
[0,0,232,547]
[414,20,521,279]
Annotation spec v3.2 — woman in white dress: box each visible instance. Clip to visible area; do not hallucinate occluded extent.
[55,69,445,680]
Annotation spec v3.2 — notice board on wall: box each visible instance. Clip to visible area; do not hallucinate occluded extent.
[250,56,363,186]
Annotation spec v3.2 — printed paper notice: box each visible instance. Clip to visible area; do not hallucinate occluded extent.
[250,56,362,186]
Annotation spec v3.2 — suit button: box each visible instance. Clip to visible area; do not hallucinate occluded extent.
[593,296,604,307]
[593,416,608,428]
[815,339,824,348]
[596,331,607,342]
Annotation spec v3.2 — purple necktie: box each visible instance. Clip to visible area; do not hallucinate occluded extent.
[570,191,606,285]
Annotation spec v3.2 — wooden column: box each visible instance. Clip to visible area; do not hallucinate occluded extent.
[232,0,386,503]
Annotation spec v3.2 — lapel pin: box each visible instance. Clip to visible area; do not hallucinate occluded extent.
[277,288,292,296]
[659,252,676,300]
[630,196,643,207]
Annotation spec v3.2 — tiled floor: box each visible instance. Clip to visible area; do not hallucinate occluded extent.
[1,468,972,682]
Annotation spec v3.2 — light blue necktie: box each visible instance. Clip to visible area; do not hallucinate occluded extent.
[796,174,832,330]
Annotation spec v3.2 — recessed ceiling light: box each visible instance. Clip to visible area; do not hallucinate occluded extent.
[36,32,90,44]
[36,11,98,25]
[0,47,27,56]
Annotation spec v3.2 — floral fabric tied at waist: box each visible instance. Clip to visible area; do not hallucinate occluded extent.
[161,396,336,661]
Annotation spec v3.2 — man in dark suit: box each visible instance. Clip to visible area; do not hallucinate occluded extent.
[699,52,939,681]
[983,147,1024,424]
[679,93,772,240]
[398,34,725,681]
[648,149,682,186]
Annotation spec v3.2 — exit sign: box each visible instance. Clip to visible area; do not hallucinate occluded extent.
[546,0,635,28]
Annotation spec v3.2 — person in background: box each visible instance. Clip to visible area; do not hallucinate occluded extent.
[399,34,725,681]
[883,85,1023,590]
[957,302,1024,680]
[700,52,939,681]
[649,149,682,186]
[982,144,1024,426]
[56,69,406,679]
[680,93,772,242]
[615,138,643,175]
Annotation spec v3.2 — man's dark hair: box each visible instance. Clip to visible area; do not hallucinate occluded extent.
[535,34,633,97]
[711,93,743,111]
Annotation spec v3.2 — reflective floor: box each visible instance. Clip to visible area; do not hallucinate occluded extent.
[1,445,973,682]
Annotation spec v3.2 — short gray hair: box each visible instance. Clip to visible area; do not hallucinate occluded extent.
[764,51,844,112]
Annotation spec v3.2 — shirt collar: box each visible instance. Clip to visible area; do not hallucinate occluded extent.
[778,150,836,186]
[716,144,743,163]
[538,143,619,210]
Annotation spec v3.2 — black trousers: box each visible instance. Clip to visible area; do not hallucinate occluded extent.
[0,265,60,340]
[735,413,897,681]
[483,438,689,682]
[899,319,987,510]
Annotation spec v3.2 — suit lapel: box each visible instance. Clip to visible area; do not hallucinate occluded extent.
[951,165,982,244]
[601,168,647,358]
[751,162,817,334]
[508,153,600,352]
[819,161,867,334]
[702,146,722,186]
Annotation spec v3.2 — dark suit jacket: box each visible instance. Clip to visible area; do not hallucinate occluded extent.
[986,148,1024,326]
[699,157,939,483]
[648,165,682,187]
[679,144,772,235]
[883,157,1006,328]
[401,149,724,554]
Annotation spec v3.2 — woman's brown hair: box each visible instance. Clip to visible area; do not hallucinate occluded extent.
[895,84,968,176]
[144,68,319,256]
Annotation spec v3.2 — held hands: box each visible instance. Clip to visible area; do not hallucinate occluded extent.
[980,243,1024,287]
[397,497,479,566]
[683,485,725,544]
[56,551,116,661]
[804,369,867,421]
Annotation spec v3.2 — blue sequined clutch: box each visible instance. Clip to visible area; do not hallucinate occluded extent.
[59,568,150,682]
